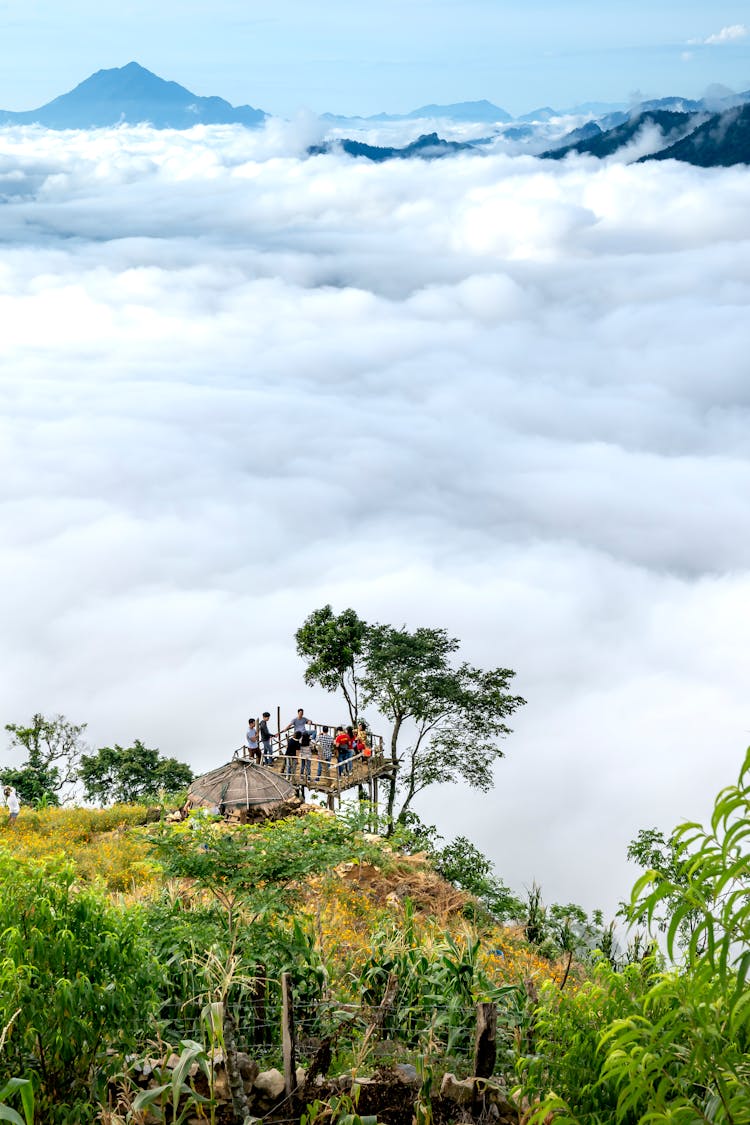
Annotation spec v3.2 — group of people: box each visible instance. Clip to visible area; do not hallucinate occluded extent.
[243,708,373,783]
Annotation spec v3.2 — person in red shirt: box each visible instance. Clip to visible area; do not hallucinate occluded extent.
[334,726,351,777]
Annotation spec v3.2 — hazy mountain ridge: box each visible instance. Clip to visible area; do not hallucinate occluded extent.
[542,110,702,160]
[2,63,750,167]
[308,132,476,162]
[0,62,267,129]
[642,102,750,167]
[322,99,514,124]
[542,100,750,166]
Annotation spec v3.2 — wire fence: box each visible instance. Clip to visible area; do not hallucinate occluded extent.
[157,988,512,1063]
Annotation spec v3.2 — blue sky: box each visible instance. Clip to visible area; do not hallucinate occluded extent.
[1,1,750,115]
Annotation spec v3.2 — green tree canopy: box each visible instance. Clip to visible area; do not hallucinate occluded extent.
[362,621,525,823]
[3,713,87,805]
[625,826,713,949]
[295,607,526,827]
[78,739,194,805]
[149,808,382,939]
[295,604,368,724]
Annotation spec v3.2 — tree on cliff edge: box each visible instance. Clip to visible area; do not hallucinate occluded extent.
[295,606,525,828]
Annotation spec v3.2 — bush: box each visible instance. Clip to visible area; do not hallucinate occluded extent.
[519,747,750,1124]
[517,959,654,1123]
[0,853,163,1123]
[0,805,156,891]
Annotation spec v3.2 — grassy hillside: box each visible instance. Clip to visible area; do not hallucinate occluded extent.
[1,749,748,1125]
[0,804,563,1122]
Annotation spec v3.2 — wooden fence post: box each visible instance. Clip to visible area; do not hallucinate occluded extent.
[281,972,297,1099]
[473,1001,497,1110]
[251,963,266,1046]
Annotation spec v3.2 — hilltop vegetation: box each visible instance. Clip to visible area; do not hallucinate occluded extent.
[0,747,748,1123]
[0,803,565,1123]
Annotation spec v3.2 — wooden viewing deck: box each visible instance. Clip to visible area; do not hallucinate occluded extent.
[238,710,397,812]
[235,744,396,812]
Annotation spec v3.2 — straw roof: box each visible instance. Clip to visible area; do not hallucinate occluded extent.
[188,758,296,812]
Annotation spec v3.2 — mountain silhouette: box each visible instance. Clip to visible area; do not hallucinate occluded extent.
[642,103,750,166]
[308,132,476,162]
[0,62,267,129]
[542,110,700,160]
[541,100,750,167]
[324,100,512,124]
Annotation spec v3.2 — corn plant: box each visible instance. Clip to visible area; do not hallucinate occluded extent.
[360,901,513,1060]
[0,1077,34,1125]
[128,1040,211,1123]
[301,1086,378,1125]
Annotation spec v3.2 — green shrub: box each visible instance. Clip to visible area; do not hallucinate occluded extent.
[520,747,750,1124]
[0,854,163,1123]
[516,959,653,1124]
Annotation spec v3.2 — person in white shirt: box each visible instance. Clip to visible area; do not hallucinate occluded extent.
[245,719,261,763]
[3,786,20,825]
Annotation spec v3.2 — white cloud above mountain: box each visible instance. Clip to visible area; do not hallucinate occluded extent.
[692,24,749,46]
[1,122,749,919]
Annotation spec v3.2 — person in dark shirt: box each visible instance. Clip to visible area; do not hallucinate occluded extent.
[259,711,274,764]
[299,730,313,781]
[284,733,300,780]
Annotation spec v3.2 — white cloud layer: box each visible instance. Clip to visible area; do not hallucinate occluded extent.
[2,122,750,924]
[697,24,749,45]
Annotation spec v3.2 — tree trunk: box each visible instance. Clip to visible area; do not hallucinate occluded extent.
[385,716,403,835]
[223,1006,252,1122]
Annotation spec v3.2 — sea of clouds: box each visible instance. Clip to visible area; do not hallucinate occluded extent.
[1,119,749,921]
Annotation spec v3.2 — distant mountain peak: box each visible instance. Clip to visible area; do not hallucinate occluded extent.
[0,63,267,130]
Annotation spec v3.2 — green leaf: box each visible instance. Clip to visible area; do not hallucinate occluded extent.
[131,1083,170,1111]
[0,1106,26,1125]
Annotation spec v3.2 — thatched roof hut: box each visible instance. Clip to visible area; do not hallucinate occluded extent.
[187,759,298,820]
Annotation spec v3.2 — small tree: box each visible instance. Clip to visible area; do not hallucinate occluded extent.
[295,608,526,829]
[435,835,524,921]
[295,605,368,724]
[361,622,525,826]
[78,739,194,805]
[625,826,710,949]
[3,713,87,805]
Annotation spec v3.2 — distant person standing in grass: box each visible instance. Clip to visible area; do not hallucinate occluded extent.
[3,786,19,826]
